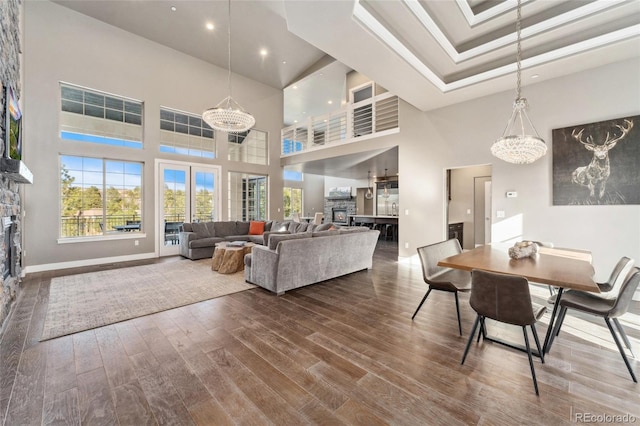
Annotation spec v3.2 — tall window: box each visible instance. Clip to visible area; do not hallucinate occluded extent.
[60,83,143,148]
[160,107,215,158]
[60,155,143,238]
[228,129,268,165]
[283,187,303,219]
[228,172,267,221]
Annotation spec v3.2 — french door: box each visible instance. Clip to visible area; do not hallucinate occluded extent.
[157,161,220,256]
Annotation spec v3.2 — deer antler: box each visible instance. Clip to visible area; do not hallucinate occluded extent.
[604,119,634,146]
[571,128,592,147]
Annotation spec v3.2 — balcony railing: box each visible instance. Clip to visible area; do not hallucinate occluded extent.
[282,92,399,155]
[60,214,185,238]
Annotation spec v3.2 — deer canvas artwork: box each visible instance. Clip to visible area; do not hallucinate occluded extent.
[553,115,639,205]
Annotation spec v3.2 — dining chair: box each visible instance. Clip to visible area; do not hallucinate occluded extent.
[313,212,324,225]
[461,269,547,395]
[412,239,471,335]
[549,267,640,383]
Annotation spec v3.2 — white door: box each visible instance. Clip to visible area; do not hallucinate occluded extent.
[158,162,220,256]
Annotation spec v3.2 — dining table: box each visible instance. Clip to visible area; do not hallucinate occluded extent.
[437,243,600,354]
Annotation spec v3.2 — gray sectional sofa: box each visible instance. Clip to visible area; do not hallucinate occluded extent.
[244,227,380,295]
[179,220,335,260]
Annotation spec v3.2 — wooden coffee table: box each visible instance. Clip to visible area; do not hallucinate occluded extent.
[211,242,256,274]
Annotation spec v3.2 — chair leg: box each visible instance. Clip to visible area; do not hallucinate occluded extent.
[555,306,568,337]
[530,324,544,364]
[454,292,463,336]
[477,317,487,343]
[548,286,556,296]
[411,288,432,320]
[546,306,567,353]
[605,318,638,383]
[522,326,540,395]
[461,315,481,365]
[613,318,636,358]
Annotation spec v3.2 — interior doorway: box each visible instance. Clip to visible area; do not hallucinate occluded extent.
[446,165,492,249]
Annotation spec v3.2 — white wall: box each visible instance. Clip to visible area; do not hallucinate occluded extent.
[22,1,284,270]
[401,58,640,283]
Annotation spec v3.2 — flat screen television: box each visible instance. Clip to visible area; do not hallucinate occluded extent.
[4,86,22,161]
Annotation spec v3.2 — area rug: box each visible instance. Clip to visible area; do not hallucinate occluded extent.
[40,259,255,341]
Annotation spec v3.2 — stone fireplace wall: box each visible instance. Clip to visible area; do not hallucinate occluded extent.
[324,198,356,225]
[0,0,24,330]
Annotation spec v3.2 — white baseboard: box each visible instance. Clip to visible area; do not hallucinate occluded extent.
[23,252,158,275]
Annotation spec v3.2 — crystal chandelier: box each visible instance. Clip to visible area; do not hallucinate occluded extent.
[491,0,546,164]
[202,0,255,133]
[365,171,373,199]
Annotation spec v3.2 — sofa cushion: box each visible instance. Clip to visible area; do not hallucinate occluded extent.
[271,221,289,232]
[236,221,251,235]
[205,222,217,236]
[224,235,251,242]
[339,227,369,234]
[181,223,193,232]
[191,222,211,238]
[249,221,266,235]
[264,221,273,232]
[312,230,340,238]
[248,235,264,245]
[214,221,237,237]
[190,236,224,248]
[268,232,311,251]
[315,222,335,231]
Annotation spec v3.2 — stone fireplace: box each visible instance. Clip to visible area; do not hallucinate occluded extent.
[332,208,348,225]
[1,0,25,330]
[324,197,356,226]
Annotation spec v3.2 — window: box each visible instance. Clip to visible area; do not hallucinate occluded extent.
[283,187,303,219]
[60,83,143,148]
[284,169,303,181]
[159,107,215,158]
[60,155,143,238]
[228,129,268,165]
[228,172,267,221]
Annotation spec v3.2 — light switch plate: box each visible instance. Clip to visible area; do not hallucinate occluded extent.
[497,210,505,218]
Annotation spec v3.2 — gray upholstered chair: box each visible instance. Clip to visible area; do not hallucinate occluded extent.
[461,269,547,395]
[549,267,640,383]
[595,256,634,294]
[412,239,471,335]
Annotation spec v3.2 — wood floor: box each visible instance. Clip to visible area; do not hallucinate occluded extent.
[1,241,639,425]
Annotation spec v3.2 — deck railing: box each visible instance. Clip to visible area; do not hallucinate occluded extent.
[281,93,399,155]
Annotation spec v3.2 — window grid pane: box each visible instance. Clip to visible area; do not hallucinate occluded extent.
[60,83,143,148]
[60,155,143,238]
[228,129,268,165]
[160,107,215,159]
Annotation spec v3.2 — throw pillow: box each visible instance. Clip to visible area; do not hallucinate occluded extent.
[249,221,266,235]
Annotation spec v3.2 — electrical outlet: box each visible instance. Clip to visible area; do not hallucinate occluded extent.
[404,242,409,249]
[496,210,505,218]
[134,240,139,246]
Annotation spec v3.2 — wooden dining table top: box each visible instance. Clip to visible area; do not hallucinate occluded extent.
[437,244,600,293]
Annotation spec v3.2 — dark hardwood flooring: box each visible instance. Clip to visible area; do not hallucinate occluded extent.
[1,241,638,425]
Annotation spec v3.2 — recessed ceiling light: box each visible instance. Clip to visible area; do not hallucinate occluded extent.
[260,49,268,56]
[205,22,214,31]
[294,120,298,123]
[292,85,298,90]
[282,60,287,64]
[328,100,333,105]
[531,74,540,79]
[302,111,306,114]
[170,6,177,12]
